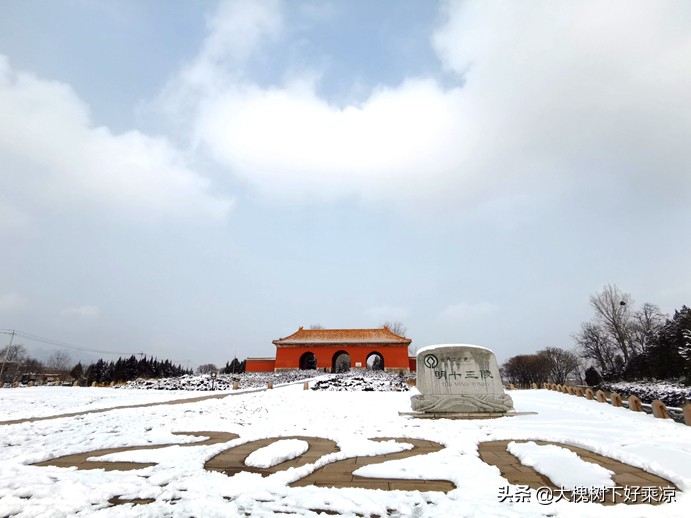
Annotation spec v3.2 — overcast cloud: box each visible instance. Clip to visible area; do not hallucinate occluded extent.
[1,0,690,368]
[170,0,691,208]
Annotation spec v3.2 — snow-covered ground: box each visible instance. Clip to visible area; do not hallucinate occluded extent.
[0,386,215,421]
[1,384,690,517]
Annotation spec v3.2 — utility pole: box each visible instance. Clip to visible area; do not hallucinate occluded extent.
[0,330,16,383]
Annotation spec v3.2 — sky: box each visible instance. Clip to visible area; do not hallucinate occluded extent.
[1,0,690,370]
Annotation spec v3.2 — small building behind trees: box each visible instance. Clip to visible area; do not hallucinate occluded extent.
[246,326,415,373]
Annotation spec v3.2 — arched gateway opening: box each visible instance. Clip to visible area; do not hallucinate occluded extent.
[332,351,351,373]
[366,352,384,371]
[299,352,317,370]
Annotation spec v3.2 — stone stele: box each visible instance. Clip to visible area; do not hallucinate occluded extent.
[411,344,514,414]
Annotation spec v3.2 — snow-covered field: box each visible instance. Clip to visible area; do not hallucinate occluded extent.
[1,383,690,517]
[0,387,221,421]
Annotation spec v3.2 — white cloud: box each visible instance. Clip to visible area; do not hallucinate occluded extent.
[432,0,691,201]
[201,0,282,69]
[194,77,473,204]
[159,0,282,117]
[60,305,100,319]
[160,0,479,207]
[167,0,691,210]
[440,302,498,322]
[0,55,233,226]
[0,293,26,312]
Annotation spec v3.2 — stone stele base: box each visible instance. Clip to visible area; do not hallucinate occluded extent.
[399,410,534,419]
[410,393,514,414]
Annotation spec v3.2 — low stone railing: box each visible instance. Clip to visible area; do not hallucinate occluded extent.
[526,382,691,426]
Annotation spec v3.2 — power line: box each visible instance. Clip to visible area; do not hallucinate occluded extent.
[1,329,142,357]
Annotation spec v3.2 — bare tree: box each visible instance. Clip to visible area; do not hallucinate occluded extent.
[21,357,44,375]
[382,321,407,337]
[631,302,666,355]
[573,321,619,375]
[501,354,550,387]
[589,284,635,366]
[46,351,72,372]
[0,343,27,382]
[196,363,217,375]
[538,347,580,385]
[0,343,27,363]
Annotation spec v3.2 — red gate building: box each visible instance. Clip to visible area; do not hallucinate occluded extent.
[246,326,415,373]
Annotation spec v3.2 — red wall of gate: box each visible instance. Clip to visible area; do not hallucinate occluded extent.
[245,358,276,372]
[274,345,410,372]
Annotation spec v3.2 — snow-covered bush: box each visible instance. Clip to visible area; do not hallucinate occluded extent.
[598,380,691,407]
[310,371,414,391]
[122,370,319,391]
[121,370,415,392]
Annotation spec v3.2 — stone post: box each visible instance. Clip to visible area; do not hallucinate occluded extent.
[628,395,643,412]
[651,400,669,419]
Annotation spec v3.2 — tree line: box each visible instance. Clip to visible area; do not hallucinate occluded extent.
[501,347,580,387]
[197,357,247,375]
[500,284,691,387]
[574,284,690,383]
[0,345,249,385]
[82,356,192,384]
[0,345,77,385]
